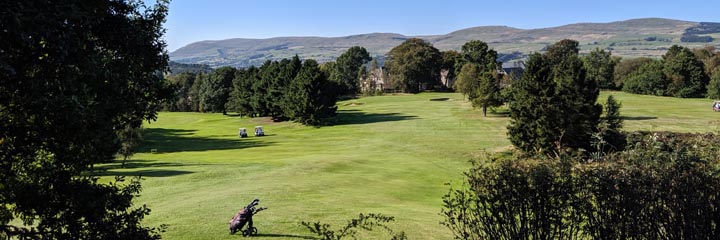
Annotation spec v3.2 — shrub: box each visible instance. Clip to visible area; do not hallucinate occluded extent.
[442,153,582,240]
[443,132,720,239]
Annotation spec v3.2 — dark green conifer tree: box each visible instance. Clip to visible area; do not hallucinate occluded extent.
[508,40,602,153]
[284,60,340,125]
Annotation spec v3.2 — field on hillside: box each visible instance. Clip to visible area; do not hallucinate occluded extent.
[96,91,719,239]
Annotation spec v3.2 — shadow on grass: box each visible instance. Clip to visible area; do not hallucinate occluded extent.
[87,159,198,178]
[254,233,316,239]
[331,110,418,126]
[103,159,197,169]
[486,109,510,117]
[138,128,272,153]
[622,116,658,121]
[89,169,194,177]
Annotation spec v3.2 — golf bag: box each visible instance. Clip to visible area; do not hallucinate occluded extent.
[229,199,266,236]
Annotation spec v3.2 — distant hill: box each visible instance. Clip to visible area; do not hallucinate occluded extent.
[170,18,720,68]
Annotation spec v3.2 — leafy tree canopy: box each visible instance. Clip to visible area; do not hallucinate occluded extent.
[200,66,236,114]
[663,45,709,98]
[0,0,171,239]
[385,38,441,93]
[583,48,616,89]
[331,46,371,95]
[614,57,654,89]
[622,59,667,96]
[459,40,498,71]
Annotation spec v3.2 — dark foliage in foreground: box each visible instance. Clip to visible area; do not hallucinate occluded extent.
[443,132,720,239]
[302,213,407,240]
[1,0,171,239]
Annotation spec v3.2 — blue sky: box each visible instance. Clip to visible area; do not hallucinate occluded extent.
[163,0,720,51]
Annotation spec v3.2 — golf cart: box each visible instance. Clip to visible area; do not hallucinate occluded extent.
[254,126,265,136]
[238,128,248,138]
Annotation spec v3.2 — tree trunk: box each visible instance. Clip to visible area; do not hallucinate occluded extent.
[482,106,487,117]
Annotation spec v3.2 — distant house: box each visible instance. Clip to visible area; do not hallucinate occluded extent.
[498,61,525,88]
[361,67,387,93]
[440,69,455,89]
[499,61,525,78]
[498,62,525,87]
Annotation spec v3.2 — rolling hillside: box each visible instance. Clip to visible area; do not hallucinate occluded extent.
[170,18,720,68]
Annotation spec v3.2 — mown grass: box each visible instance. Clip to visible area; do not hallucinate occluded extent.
[97,91,719,239]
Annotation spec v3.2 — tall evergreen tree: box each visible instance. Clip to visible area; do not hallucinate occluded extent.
[268,56,301,119]
[598,95,625,152]
[226,67,257,116]
[284,60,340,125]
[549,40,602,151]
[507,53,559,153]
[508,40,602,153]
[252,60,275,116]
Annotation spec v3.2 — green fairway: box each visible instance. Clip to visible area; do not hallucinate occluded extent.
[96,91,719,239]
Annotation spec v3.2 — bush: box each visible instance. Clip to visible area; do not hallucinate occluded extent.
[442,154,582,239]
[443,132,720,239]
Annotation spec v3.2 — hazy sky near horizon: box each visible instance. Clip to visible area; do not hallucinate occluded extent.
[163,0,720,51]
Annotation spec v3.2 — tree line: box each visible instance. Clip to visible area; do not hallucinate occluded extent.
[606,45,720,98]
[167,38,720,123]
[164,46,377,126]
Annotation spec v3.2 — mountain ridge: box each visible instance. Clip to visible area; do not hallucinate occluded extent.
[170,18,720,68]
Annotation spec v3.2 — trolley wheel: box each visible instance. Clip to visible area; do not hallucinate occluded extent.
[242,227,257,236]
